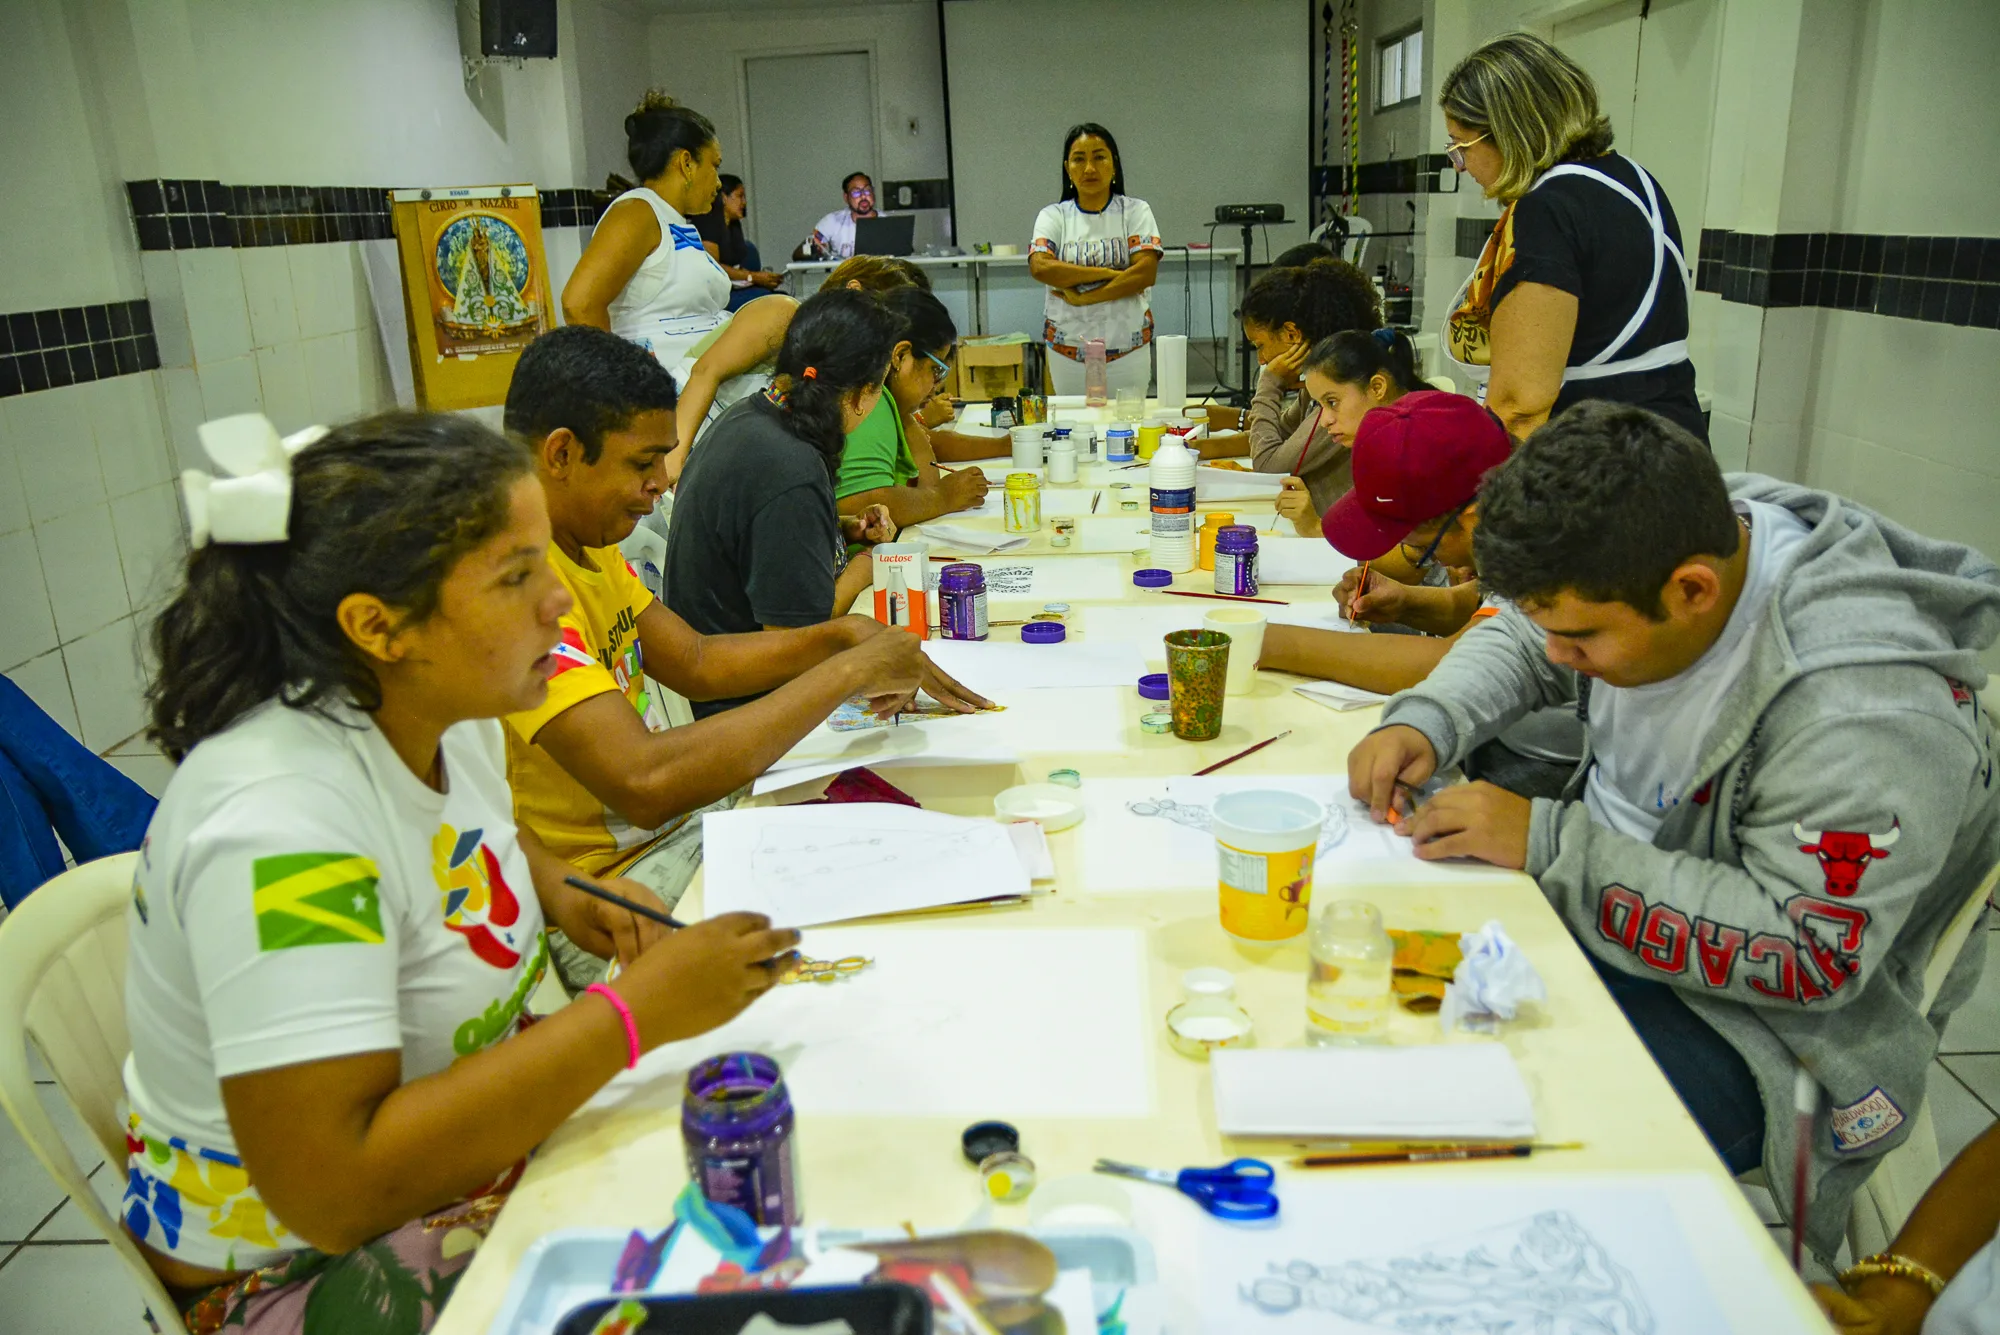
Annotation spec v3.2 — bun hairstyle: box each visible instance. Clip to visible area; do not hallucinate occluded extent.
[771,289,900,469]
[147,413,531,762]
[1240,257,1382,344]
[819,254,932,294]
[876,286,957,360]
[1302,328,1422,396]
[1439,33,1615,202]
[625,90,717,182]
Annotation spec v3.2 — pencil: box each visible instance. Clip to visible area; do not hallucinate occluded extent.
[563,875,688,930]
[1090,490,1102,514]
[1193,730,1292,776]
[1291,1142,1583,1168]
[1161,589,1290,606]
[1347,560,1370,623]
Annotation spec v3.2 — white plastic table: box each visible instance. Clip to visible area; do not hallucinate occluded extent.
[433,435,1827,1333]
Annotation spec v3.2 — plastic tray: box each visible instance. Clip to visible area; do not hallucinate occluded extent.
[487,1223,1160,1335]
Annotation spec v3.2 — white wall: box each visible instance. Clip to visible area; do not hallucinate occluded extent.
[644,3,950,257]
[571,0,658,188]
[943,0,1311,252]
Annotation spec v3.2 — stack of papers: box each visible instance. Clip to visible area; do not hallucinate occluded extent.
[1212,1045,1536,1138]
[915,522,1028,554]
[924,639,1146,691]
[1258,535,1355,586]
[1294,679,1390,711]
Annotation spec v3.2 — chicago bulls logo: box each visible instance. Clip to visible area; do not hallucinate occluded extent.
[1793,818,1899,898]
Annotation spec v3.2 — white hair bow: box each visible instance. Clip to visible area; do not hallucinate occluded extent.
[181,414,329,547]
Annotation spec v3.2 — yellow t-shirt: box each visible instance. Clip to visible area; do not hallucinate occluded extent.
[505,544,684,875]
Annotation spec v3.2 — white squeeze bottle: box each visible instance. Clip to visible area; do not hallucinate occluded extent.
[1148,433,1198,572]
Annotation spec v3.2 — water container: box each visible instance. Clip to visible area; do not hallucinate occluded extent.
[1083,339,1109,407]
[1148,436,1198,573]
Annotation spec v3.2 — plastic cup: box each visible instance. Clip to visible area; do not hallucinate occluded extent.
[1203,607,1266,696]
[1211,789,1325,943]
[1164,629,1230,741]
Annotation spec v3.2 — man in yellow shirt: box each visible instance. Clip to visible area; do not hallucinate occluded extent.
[503,326,988,988]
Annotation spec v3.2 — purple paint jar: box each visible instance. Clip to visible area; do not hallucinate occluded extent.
[1214,525,1260,597]
[682,1052,799,1226]
[938,563,989,640]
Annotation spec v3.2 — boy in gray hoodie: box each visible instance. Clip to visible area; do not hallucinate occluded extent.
[1348,402,2000,1260]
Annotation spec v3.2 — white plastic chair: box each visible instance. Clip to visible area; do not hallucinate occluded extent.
[1845,857,2000,1256]
[0,852,191,1335]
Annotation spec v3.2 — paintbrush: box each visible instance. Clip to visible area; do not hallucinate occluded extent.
[1161,589,1290,606]
[563,875,687,930]
[1292,1142,1584,1168]
[1193,730,1292,776]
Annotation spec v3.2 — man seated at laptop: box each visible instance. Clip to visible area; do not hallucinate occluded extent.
[502,325,988,989]
[794,170,878,260]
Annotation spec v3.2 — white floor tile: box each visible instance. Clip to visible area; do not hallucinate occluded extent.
[1941,937,2000,1053]
[107,753,176,799]
[1930,1064,1998,1165]
[32,1163,125,1242]
[0,1239,159,1334]
[0,1081,108,1243]
[1942,1054,2000,1115]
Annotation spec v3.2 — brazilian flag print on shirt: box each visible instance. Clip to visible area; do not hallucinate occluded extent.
[252,852,383,950]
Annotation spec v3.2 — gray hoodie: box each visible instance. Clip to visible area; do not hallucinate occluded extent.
[1379,475,2000,1259]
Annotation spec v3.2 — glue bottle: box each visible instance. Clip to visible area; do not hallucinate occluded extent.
[1147,434,1198,573]
[1306,899,1393,1044]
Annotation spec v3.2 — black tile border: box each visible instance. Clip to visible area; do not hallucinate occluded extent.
[0,301,159,398]
[1698,228,2000,329]
[1313,154,1453,199]
[126,180,609,252]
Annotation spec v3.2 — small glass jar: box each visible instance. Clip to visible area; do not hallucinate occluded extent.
[682,1052,799,1224]
[1305,900,1394,1044]
[1004,472,1042,533]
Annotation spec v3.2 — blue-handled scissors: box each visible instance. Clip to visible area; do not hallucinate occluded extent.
[1093,1157,1279,1221]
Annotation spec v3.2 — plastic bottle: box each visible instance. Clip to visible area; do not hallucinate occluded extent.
[1083,338,1109,407]
[1305,900,1394,1044]
[1147,435,1198,573]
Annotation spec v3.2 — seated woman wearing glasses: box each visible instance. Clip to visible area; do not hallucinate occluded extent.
[835,287,989,528]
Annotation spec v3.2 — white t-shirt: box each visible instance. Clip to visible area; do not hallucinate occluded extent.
[809,208,859,259]
[1926,1233,2000,1334]
[121,702,548,1272]
[1031,196,1164,361]
[607,187,731,377]
[1583,500,1812,840]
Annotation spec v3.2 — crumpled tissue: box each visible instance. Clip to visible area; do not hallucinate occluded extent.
[1440,920,1546,1034]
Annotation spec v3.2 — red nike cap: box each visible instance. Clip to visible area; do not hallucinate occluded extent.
[1321,390,1512,561]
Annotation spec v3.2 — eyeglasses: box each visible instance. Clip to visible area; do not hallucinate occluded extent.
[1400,501,1472,570]
[1445,131,1489,172]
[923,351,951,384]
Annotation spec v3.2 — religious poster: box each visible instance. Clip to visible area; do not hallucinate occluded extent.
[390,185,552,409]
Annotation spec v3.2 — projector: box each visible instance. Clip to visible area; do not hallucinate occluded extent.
[1214,203,1288,224]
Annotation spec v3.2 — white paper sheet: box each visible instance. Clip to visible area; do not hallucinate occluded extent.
[1196,466,1286,501]
[923,639,1148,691]
[1211,1044,1535,1138]
[1266,604,1364,632]
[702,805,1029,925]
[755,687,1138,795]
[1076,775,1428,893]
[592,927,1153,1117]
[1078,515,1152,553]
[915,522,1028,554]
[1293,679,1389,711]
[919,557,1129,602]
[1186,1175,1773,1334]
[1257,536,1355,586]
[1077,603,1212,658]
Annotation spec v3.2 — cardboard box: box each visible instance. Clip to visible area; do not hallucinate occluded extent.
[954,339,1025,402]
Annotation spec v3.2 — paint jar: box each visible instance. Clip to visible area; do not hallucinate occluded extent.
[989,396,1017,429]
[1010,424,1045,471]
[1050,516,1076,547]
[938,563,989,640]
[1020,391,1048,426]
[1004,472,1042,533]
[1046,436,1078,484]
[1197,512,1237,571]
[1136,417,1169,461]
[1214,524,1260,597]
[1211,790,1325,945]
[683,1052,799,1226]
[1306,899,1393,1043]
[1164,629,1229,741]
[1104,425,1136,463]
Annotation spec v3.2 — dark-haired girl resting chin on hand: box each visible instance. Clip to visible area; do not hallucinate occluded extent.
[125,411,798,1335]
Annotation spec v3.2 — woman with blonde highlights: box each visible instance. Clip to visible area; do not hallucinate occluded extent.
[1438,33,1704,444]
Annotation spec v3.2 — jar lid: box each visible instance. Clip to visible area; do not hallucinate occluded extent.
[1005,472,1039,487]
[961,1119,1021,1164]
[1200,512,1236,529]
[1021,621,1066,643]
[1137,672,1170,700]
[1181,966,1237,998]
[1043,602,1071,613]
[1140,712,1173,733]
[1046,768,1082,788]
[1132,568,1173,587]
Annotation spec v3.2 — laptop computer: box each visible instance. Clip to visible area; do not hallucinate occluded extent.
[853,214,916,256]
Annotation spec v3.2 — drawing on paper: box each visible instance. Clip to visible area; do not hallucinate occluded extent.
[1127,797,1357,856]
[984,563,1036,595]
[1236,1210,1654,1333]
[826,697,1002,732]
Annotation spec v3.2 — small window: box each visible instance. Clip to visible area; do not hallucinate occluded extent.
[1376,28,1422,111]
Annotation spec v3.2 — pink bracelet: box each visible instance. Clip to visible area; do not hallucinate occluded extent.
[585,983,641,1069]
